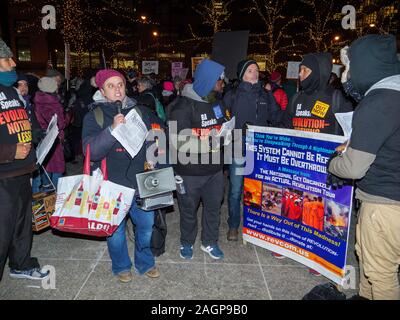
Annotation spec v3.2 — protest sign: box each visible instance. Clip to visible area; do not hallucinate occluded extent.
[142,61,159,75]
[242,126,353,285]
[36,114,59,165]
[191,57,205,76]
[171,62,183,78]
[286,61,301,79]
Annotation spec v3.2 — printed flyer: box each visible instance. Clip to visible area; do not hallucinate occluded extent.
[242,126,353,285]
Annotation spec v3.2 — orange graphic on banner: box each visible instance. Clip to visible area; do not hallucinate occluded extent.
[243,178,262,208]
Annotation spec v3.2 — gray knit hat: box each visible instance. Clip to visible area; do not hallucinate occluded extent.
[0,38,13,58]
[38,77,58,93]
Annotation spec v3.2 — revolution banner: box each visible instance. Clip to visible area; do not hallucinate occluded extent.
[242,126,353,285]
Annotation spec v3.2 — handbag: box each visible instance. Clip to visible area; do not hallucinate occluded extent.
[50,144,135,237]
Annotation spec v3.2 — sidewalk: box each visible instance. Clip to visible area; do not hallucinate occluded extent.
[0,159,359,300]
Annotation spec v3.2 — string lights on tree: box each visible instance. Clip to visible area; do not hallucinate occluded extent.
[193,0,235,33]
[249,0,304,73]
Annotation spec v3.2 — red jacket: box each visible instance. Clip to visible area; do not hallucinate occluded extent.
[273,88,288,111]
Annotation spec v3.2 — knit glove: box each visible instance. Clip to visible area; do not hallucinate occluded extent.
[326,151,353,189]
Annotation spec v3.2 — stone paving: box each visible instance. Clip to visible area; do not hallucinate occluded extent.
[0,158,359,300]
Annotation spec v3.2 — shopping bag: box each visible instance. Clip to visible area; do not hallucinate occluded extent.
[50,144,135,237]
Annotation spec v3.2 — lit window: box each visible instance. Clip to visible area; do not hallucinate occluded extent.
[16,38,31,62]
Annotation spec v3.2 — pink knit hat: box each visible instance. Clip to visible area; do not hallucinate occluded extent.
[270,71,281,82]
[95,69,126,89]
[163,81,174,92]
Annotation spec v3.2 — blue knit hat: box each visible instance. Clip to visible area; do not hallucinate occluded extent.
[193,59,225,97]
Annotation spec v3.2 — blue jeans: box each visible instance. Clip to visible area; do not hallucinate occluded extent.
[32,170,41,194]
[41,172,62,190]
[107,201,155,276]
[228,158,245,229]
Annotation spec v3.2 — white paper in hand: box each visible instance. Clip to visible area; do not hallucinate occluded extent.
[36,114,59,165]
[334,112,353,138]
[111,108,148,158]
[216,116,235,146]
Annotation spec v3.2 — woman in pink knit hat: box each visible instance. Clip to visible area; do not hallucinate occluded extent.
[82,69,165,282]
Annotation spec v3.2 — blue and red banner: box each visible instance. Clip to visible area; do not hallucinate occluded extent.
[242,126,353,285]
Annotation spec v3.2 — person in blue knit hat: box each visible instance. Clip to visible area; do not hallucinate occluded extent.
[169,59,231,260]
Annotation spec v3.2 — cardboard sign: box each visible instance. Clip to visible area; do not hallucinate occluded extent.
[142,61,159,75]
[32,191,56,232]
[191,57,205,77]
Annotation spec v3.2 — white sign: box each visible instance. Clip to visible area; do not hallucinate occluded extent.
[286,61,301,79]
[335,112,353,138]
[142,61,159,75]
[111,109,148,158]
[171,62,183,78]
[36,114,59,165]
[332,64,343,78]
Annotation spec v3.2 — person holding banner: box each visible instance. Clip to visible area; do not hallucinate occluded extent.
[0,38,49,281]
[277,52,353,276]
[224,59,281,242]
[328,34,400,300]
[169,59,229,260]
[82,69,165,282]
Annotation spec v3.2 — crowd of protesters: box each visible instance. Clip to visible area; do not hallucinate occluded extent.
[0,33,399,300]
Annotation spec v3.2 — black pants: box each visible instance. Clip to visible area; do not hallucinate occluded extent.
[177,171,224,247]
[0,174,39,281]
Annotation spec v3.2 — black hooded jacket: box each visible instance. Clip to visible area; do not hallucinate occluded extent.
[281,53,353,134]
[329,34,400,202]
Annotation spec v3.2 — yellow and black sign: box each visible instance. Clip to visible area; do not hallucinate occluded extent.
[311,101,330,118]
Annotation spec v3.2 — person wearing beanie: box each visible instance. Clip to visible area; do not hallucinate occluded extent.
[0,38,49,281]
[161,81,176,106]
[223,59,281,242]
[169,59,231,260]
[278,52,353,273]
[328,34,400,300]
[136,76,158,114]
[34,77,71,190]
[82,69,166,282]
[265,70,288,110]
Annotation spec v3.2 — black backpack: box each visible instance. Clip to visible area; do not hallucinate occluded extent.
[302,283,346,300]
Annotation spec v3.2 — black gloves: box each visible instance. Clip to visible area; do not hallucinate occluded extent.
[326,151,353,189]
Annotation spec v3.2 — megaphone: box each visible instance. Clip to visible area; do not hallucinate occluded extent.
[136,167,176,211]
